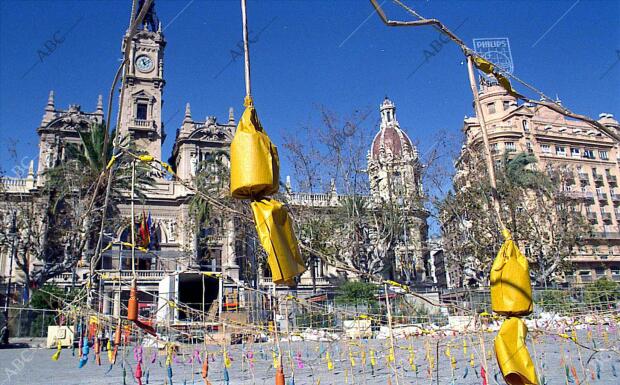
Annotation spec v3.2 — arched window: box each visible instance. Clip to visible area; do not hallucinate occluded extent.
[522,120,529,132]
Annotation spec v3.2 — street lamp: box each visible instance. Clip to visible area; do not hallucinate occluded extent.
[2,210,17,345]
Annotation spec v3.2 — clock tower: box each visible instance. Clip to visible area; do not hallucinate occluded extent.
[118,0,166,160]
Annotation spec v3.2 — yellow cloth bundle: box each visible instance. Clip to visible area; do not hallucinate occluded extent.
[251,199,306,286]
[490,229,533,316]
[494,318,538,385]
[473,56,520,97]
[230,97,280,199]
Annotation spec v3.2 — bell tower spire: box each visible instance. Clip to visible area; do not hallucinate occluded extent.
[118,0,166,160]
[380,96,397,127]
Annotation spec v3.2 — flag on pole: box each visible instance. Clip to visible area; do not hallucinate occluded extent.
[147,210,154,249]
[139,211,150,248]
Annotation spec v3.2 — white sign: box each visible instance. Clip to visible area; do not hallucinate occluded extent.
[473,37,514,77]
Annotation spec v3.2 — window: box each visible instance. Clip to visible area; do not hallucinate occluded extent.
[571,148,580,158]
[505,142,516,152]
[491,143,499,154]
[503,101,510,111]
[541,144,551,153]
[136,103,148,120]
[555,146,566,156]
[599,150,609,160]
[487,102,496,114]
[526,141,533,153]
[522,120,530,131]
[583,149,595,159]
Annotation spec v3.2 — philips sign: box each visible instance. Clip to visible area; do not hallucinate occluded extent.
[472,37,514,76]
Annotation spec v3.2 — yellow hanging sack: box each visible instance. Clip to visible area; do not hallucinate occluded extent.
[230,97,280,199]
[490,229,533,316]
[494,317,538,385]
[251,199,306,286]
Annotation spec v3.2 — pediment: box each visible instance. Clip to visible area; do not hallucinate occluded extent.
[132,90,154,100]
[188,125,233,142]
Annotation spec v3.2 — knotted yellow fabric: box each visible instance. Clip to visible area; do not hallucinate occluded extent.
[494,318,538,385]
[473,56,521,97]
[230,97,280,199]
[251,199,306,286]
[490,229,533,316]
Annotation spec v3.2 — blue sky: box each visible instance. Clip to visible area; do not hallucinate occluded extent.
[1,0,619,186]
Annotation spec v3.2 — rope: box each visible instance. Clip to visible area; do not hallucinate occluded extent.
[370,0,620,143]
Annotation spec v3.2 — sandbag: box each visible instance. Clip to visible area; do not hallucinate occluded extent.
[230,97,279,199]
[490,229,533,316]
[251,199,305,286]
[494,317,538,385]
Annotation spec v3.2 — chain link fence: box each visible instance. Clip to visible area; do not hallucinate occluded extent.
[3,307,59,339]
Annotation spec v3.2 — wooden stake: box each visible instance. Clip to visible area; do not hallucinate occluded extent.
[384,284,400,385]
[241,0,252,98]
[465,55,505,230]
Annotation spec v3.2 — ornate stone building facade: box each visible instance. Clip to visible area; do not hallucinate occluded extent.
[450,80,620,286]
[0,1,429,320]
[367,98,428,283]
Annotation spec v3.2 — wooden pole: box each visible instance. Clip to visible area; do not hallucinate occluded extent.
[466,55,505,230]
[130,161,136,279]
[384,284,400,385]
[241,0,252,98]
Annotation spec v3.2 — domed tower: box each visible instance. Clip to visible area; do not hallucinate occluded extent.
[367,98,429,285]
[368,97,423,204]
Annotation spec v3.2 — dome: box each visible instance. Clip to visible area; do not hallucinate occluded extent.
[370,98,413,160]
[371,125,413,159]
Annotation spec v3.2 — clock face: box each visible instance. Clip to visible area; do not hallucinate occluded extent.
[136,55,154,73]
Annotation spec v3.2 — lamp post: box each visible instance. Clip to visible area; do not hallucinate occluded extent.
[2,210,17,345]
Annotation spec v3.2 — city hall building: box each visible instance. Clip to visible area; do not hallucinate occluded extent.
[0,1,429,322]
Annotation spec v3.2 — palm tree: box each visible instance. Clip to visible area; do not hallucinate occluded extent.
[188,150,231,268]
[30,122,154,287]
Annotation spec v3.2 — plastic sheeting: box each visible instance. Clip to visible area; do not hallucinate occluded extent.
[490,229,533,316]
[230,97,280,199]
[251,199,306,286]
[494,317,538,385]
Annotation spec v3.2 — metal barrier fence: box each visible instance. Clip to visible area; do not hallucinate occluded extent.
[1,285,618,339]
[2,307,59,339]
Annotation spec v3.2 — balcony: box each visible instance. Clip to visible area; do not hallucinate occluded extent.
[593,174,604,185]
[597,192,608,201]
[611,193,620,202]
[601,211,612,222]
[579,274,593,283]
[99,270,166,282]
[607,174,618,185]
[130,119,155,130]
[586,212,598,222]
[565,190,592,200]
[592,231,620,239]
